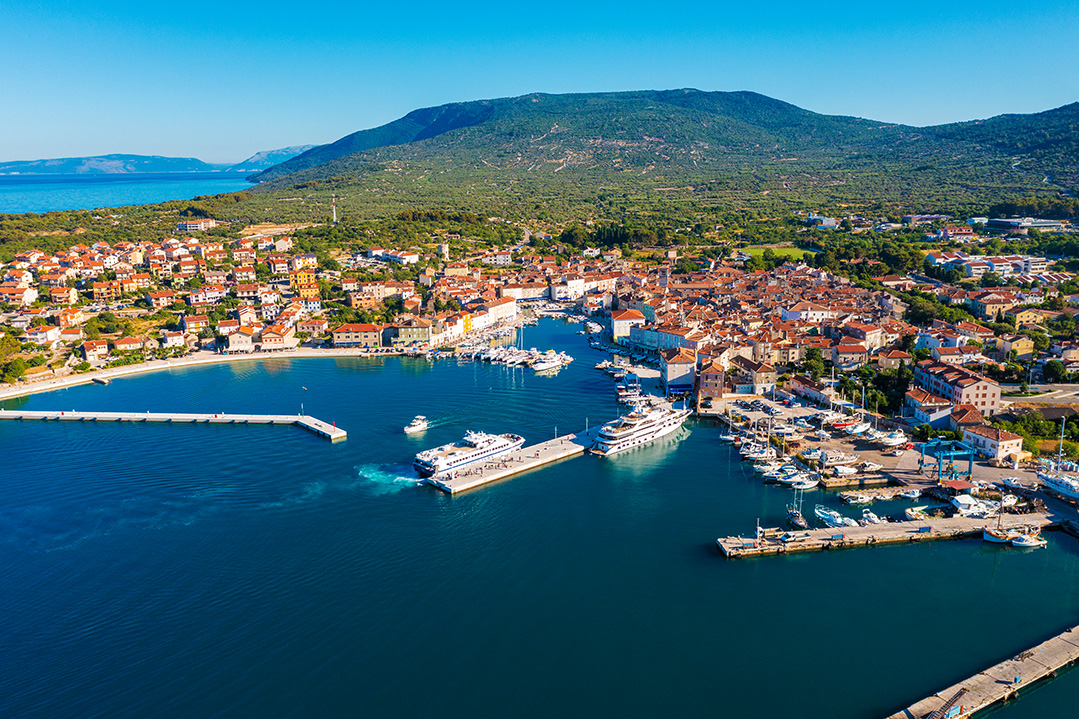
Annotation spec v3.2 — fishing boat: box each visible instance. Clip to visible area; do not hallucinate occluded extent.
[814,505,846,528]
[403,415,429,434]
[831,419,857,429]
[1011,534,1048,549]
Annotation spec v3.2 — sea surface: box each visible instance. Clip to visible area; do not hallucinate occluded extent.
[0,173,255,214]
[1,319,1077,718]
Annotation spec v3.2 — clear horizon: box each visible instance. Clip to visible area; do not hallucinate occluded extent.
[3,0,1077,163]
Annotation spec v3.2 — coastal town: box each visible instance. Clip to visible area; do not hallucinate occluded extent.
[3,213,1079,455]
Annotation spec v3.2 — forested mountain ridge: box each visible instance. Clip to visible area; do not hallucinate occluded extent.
[229,90,1078,225]
[252,89,1079,188]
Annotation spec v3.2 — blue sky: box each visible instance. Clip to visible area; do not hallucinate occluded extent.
[3,0,1077,162]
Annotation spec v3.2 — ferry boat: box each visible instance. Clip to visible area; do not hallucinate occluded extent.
[591,406,691,457]
[414,431,525,476]
[403,415,429,434]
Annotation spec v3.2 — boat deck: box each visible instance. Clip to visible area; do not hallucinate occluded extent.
[0,408,347,441]
[886,624,1079,718]
[426,428,601,494]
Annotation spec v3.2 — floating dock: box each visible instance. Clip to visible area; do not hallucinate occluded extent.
[886,623,1079,718]
[0,409,346,442]
[716,513,1055,559]
[426,428,600,494]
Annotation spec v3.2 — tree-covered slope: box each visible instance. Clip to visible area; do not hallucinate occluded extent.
[229,89,1077,225]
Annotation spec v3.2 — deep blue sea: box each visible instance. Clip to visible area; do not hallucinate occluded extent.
[1,319,1077,718]
[0,173,255,214]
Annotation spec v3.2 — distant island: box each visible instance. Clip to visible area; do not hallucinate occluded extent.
[0,146,314,176]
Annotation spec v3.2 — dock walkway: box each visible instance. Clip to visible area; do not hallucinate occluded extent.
[886,624,1079,718]
[716,512,1055,559]
[426,428,601,494]
[0,408,346,441]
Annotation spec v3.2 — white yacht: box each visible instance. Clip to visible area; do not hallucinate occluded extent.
[591,406,691,457]
[1039,471,1079,501]
[532,357,562,372]
[414,431,525,476]
[404,415,429,434]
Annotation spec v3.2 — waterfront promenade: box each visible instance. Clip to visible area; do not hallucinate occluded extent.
[426,427,601,494]
[0,408,346,441]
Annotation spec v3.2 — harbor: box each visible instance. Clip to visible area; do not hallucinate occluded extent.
[424,427,601,494]
[0,408,347,441]
[886,623,1079,719]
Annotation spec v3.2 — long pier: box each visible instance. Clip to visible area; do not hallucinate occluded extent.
[885,623,1079,718]
[426,428,601,494]
[716,513,1055,559]
[0,408,346,441]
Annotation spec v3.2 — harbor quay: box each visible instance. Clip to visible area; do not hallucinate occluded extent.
[425,427,602,494]
[885,623,1079,719]
[0,408,347,441]
[715,511,1059,559]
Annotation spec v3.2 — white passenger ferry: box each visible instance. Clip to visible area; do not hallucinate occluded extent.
[590,406,691,456]
[414,431,525,476]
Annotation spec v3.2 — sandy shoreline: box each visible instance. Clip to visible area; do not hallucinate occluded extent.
[0,348,405,403]
[0,315,544,403]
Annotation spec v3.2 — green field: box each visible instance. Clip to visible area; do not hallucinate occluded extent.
[743,245,808,261]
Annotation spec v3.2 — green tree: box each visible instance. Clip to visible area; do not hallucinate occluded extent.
[1044,360,1067,383]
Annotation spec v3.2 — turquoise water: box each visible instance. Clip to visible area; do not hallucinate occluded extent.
[0,173,255,214]
[1,319,1077,717]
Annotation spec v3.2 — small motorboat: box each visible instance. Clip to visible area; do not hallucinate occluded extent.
[1002,477,1025,489]
[898,489,921,500]
[1011,534,1048,549]
[833,465,858,477]
[791,477,820,490]
[404,416,429,434]
[860,461,884,473]
[861,509,883,524]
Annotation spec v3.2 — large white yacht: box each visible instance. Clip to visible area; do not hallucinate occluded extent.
[590,406,691,456]
[414,431,525,476]
[1039,471,1079,501]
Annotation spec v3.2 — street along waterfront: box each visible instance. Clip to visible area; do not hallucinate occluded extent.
[1,319,1078,718]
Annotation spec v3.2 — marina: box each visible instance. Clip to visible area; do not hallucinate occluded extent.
[4,317,1079,718]
[0,408,347,441]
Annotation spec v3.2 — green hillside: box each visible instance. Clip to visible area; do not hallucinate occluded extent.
[226,90,1079,225]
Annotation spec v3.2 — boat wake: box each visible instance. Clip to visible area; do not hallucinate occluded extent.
[354,463,424,493]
